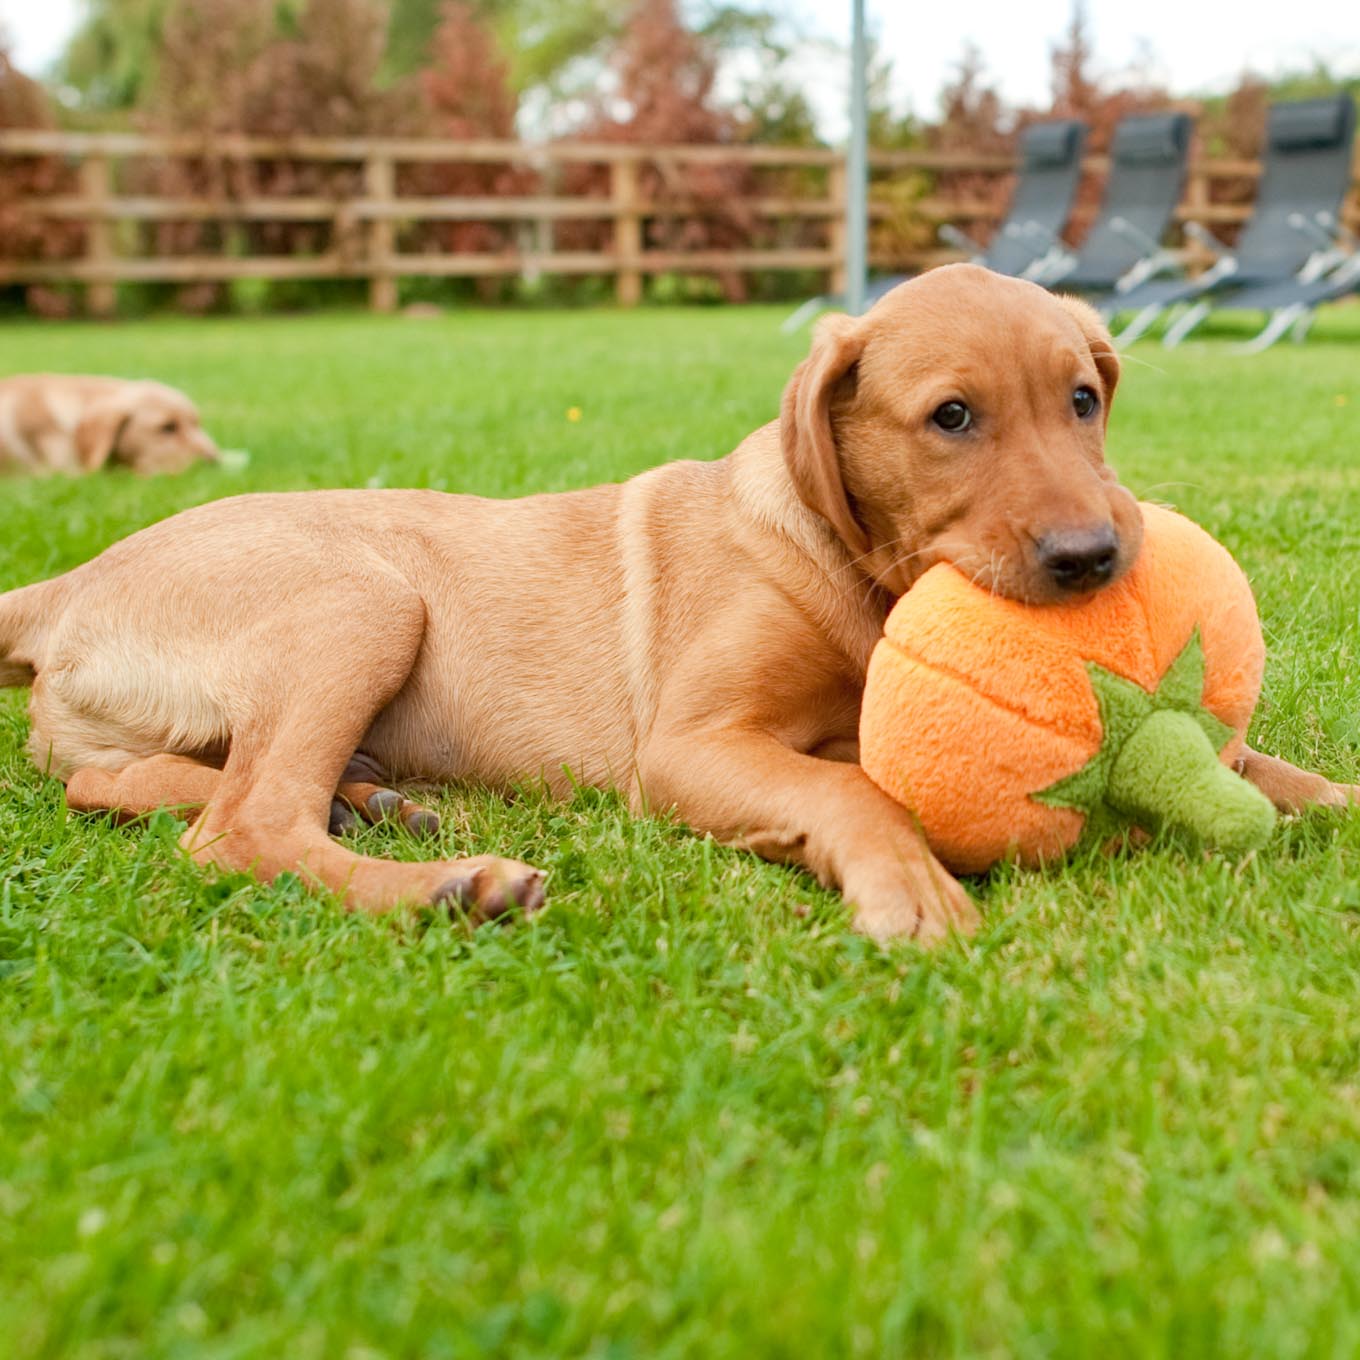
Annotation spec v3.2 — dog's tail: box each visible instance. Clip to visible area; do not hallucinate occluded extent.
[0,577,66,689]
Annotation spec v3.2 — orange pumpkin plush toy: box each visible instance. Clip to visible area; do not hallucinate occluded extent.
[859,502,1275,874]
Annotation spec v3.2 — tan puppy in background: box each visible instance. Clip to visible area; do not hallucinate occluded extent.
[0,266,1350,940]
[0,374,219,475]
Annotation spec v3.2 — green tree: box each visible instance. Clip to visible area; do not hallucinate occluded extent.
[59,0,795,125]
[59,0,170,111]
[58,0,625,111]
[386,0,627,89]
[697,5,821,145]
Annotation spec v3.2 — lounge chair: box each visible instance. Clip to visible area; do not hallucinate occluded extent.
[1218,246,1360,351]
[938,118,1088,279]
[781,118,1088,332]
[1045,112,1193,298]
[1106,95,1357,347]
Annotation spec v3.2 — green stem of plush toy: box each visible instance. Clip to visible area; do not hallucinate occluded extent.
[1106,710,1275,854]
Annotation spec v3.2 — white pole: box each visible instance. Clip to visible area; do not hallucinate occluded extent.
[846,0,868,314]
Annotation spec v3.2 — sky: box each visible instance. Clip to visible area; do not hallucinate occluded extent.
[4,0,1359,135]
[3,0,81,75]
[829,0,1359,112]
[790,0,1360,137]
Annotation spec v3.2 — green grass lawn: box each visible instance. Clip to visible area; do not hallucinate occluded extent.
[3,300,1360,1359]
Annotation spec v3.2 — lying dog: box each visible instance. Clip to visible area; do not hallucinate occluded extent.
[0,266,1351,939]
[0,373,219,475]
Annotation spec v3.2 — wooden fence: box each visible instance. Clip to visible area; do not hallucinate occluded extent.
[2,129,1358,315]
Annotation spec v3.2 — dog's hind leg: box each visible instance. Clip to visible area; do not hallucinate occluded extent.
[66,751,443,841]
[331,752,441,838]
[66,753,223,821]
[180,584,544,921]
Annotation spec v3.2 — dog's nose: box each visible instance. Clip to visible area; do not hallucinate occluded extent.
[1037,525,1120,592]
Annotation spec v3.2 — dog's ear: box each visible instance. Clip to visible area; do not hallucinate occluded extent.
[781,312,869,555]
[74,392,136,470]
[1057,294,1120,424]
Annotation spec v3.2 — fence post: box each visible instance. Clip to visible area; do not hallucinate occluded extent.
[527,148,554,280]
[1182,160,1214,271]
[828,161,848,297]
[612,155,642,306]
[80,152,117,318]
[365,151,398,313]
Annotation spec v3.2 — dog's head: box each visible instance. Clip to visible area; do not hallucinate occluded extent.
[781,264,1142,603]
[76,381,220,475]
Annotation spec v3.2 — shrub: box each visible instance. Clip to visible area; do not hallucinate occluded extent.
[555,0,756,302]
[402,1,536,294]
[0,46,83,315]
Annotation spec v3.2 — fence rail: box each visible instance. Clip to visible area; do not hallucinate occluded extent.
[2,130,1358,314]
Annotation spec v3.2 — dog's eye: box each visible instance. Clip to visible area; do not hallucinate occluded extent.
[932,401,972,433]
[1073,387,1099,419]
[160,419,179,434]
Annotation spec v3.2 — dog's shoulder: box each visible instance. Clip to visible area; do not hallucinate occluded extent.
[620,422,885,666]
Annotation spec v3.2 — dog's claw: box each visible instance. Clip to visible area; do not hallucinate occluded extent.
[403,807,441,838]
[433,859,547,922]
[366,788,404,821]
[328,797,359,836]
[337,781,440,835]
[434,868,480,909]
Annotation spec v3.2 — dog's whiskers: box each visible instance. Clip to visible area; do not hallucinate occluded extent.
[1138,480,1205,500]
[840,534,907,575]
[1112,349,1167,375]
[841,534,935,580]
[885,545,937,573]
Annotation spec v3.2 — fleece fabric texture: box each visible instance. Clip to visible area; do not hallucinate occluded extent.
[859,503,1266,873]
[1102,708,1275,854]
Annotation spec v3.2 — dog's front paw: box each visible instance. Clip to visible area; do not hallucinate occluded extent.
[434,856,547,922]
[844,856,979,945]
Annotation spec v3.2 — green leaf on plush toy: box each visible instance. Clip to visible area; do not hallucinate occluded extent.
[1033,629,1275,855]
[1036,660,1156,815]
[1152,629,1236,752]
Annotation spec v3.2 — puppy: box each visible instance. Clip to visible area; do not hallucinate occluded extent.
[0,266,1351,939]
[0,374,219,475]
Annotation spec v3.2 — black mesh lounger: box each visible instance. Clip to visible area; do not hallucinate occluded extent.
[1046,112,1193,297]
[1211,251,1360,351]
[782,119,1091,331]
[1105,95,1357,347]
[939,119,1089,278]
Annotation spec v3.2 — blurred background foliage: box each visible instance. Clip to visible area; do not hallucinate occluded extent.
[26,0,1357,152]
[2,0,1358,313]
